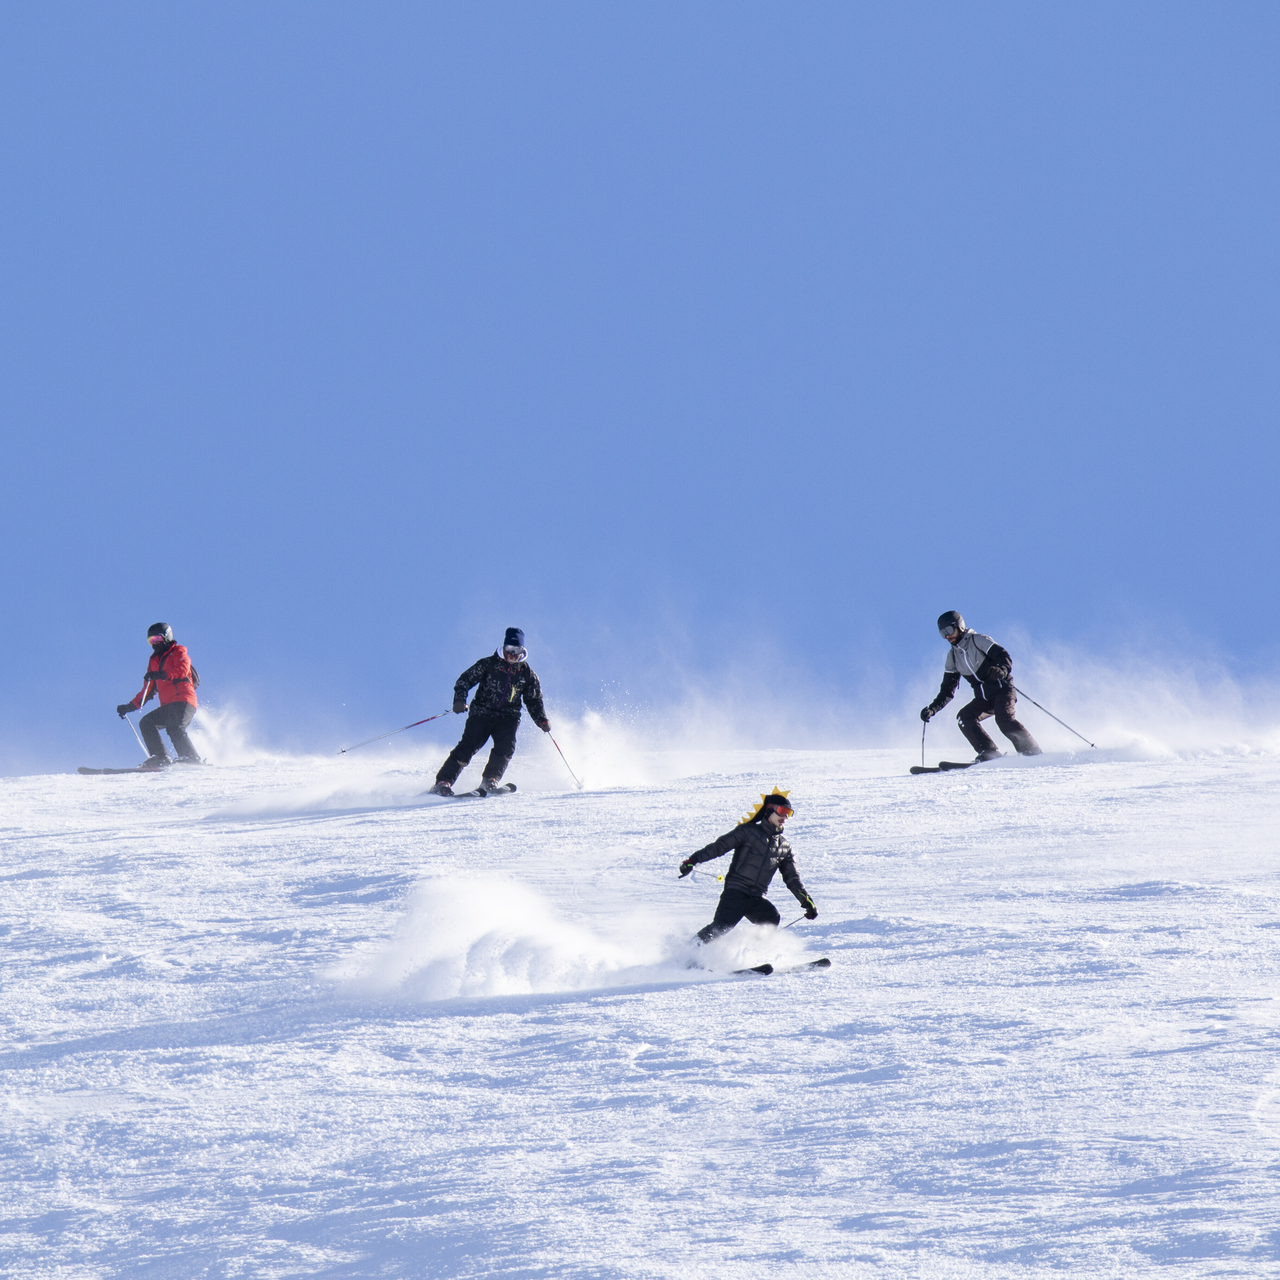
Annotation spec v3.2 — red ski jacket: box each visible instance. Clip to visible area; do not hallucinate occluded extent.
[129,643,198,710]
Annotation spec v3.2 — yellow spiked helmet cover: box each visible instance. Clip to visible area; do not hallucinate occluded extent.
[738,786,792,826]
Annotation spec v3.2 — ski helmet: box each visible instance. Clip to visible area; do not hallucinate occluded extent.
[147,622,173,645]
[936,611,965,639]
[739,788,794,825]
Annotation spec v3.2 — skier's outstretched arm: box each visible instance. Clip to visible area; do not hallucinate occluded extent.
[118,674,155,718]
[921,672,960,721]
[678,827,743,877]
[779,856,818,919]
[522,670,550,731]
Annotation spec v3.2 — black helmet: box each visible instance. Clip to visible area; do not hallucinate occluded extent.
[937,611,965,639]
[739,789,794,824]
[147,622,173,645]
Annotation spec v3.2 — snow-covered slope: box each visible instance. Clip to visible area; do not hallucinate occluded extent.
[2,740,1278,1277]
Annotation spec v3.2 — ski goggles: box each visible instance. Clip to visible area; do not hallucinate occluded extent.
[939,623,961,638]
[769,804,793,819]
[502,645,526,661]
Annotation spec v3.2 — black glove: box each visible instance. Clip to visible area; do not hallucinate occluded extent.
[802,896,818,921]
[985,665,1010,684]
[980,673,1009,700]
[920,705,936,722]
[537,719,550,733]
[116,703,134,718]
[452,697,467,714]
[678,859,694,878]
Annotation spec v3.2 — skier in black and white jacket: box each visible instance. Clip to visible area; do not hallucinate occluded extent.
[679,791,817,944]
[921,611,1041,760]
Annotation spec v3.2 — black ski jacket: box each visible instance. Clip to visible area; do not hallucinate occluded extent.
[686,821,810,903]
[455,654,548,724]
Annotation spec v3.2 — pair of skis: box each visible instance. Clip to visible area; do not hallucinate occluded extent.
[424,782,518,799]
[909,759,977,775]
[78,760,207,775]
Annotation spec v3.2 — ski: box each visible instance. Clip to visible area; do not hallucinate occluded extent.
[776,957,832,973]
[910,765,943,774]
[911,760,977,774]
[730,958,831,977]
[78,765,168,775]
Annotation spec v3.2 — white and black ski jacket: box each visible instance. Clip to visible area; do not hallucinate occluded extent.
[930,630,1013,709]
[686,821,810,903]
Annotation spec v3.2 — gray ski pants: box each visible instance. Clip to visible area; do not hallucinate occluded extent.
[140,701,198,761]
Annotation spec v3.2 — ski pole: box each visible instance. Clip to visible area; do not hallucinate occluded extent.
[921,719,927,769]
[548,733,583,790]
[123,679,155,759]
[123,705,148,758]
[1012,685,1096,749]
[782,914,806,929]
[338,709,455,755]
[124,714,147,756]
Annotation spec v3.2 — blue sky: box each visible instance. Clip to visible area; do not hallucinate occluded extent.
[2,3,1277,772]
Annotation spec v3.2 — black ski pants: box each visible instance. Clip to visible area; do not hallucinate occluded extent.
[957,685,1041,756]
[697,888,781,944]
[140,701,198,761]
[436,712,519,787]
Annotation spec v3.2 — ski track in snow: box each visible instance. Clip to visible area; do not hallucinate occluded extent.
[1,747,1279,1277]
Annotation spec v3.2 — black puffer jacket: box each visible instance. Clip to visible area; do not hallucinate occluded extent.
[686,820,810,902]
[455,654,548,724]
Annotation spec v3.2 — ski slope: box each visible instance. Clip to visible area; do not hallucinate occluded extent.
[2,731,1279,1277]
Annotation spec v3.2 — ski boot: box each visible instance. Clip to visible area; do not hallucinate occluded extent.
[976,748,1004,763]
[428,782,454,796]
[140,755,171,770]
[480,777,504,795]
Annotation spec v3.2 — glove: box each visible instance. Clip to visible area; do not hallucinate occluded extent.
[452,697,467,714]
[920,705,935,722]
[985,665,1010,684]
[537,719,550,733]
[143,672,161,684]
[116,703,134,718]
[678,859,694,878]
[802,896,818,921]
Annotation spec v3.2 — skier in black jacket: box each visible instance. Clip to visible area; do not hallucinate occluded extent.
[679,790,817,944]
[429,628,550,795]
[921,611,1041,760]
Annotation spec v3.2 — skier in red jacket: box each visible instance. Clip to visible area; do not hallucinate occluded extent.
[116,623,200,767]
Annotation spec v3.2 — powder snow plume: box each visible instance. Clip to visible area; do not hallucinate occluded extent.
[328,874,682,1000]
